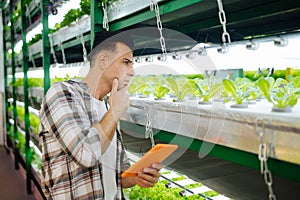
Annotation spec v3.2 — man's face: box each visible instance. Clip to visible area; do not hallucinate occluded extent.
[103,42,135,90]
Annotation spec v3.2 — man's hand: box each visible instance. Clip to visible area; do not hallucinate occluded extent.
[134,163,163,188]
[109,79,129,122]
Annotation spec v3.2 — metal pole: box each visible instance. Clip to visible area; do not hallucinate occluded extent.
[21,0,32,194]
[9,0,19,170]
[0,0,6,147]
[90,0,103,50]
[41,0,50,93]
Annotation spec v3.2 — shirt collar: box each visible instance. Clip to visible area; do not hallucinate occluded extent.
[68,78,90,94]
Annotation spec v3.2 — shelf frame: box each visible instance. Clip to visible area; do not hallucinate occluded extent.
[21,0,33,194]
[120,119,300,182]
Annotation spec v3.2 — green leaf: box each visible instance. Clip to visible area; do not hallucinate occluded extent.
[223,79,237,100]
[178,83,191,101]
[154,86,169,99]
[207,83,222,99]
[166,77,179,97]
[291,76,300,88]
[257,78,271,101]
[274,78,288,88]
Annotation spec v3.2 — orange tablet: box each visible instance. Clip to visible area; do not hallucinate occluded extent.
[121,143,178,178]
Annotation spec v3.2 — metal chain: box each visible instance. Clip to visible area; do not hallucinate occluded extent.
[267,119,277,158]
[254,117,276,200]
[74,18,88,62]
[59,40,67,65]
[48,34,58,64]
[216,0,231,44]
[25,4,32,25]
[28,49,36,68]
[34,0,40,8]
[102,2,109,31]
[80,33,88,62]
[150,0,167,56]
[145,106,155,148]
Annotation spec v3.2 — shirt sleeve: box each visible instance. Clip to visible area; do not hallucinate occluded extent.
[39,82,102,168]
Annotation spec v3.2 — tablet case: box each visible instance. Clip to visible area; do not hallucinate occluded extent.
[121,143,178,178]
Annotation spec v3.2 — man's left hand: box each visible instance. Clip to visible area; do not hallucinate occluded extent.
[135,163,163,188]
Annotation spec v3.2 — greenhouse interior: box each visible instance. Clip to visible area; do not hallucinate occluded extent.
[1,0,300,199]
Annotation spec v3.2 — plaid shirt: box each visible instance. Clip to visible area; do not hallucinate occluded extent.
[39,79,130,200]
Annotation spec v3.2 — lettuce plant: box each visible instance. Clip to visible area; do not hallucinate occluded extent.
[153,85,170,99]
[152,77,169,99]
[195,77,223,103]
[257,77,299,111]
[234,77,259,102]
[223,78,250,106]
[166,77,191,102]
[128,77,151,97]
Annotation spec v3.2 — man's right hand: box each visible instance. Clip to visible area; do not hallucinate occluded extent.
[109,79,130,122]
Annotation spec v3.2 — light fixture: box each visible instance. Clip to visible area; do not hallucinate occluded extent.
[274,37,288,47]
[197,47,207,56]
[246,40,259,50]
[185,51,196,59]
[217,44,228,54]
[157,54,167,62]
[165,182,172,188]
[134,57,142,63]
[172,53,181,60]
[145,55,153,62]
[179,190,187,197]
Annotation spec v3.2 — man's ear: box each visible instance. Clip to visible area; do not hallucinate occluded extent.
[97,53,107,70]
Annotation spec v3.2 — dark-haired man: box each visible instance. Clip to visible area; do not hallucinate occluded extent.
[39,38,162,199]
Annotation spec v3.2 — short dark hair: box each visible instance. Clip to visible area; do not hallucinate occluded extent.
[88,31,134,68]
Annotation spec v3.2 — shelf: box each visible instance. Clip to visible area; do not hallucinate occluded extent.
[51,15,90,47]
[104,0,300,52]
[107,0,165,22]
[120,97,300,175]
[17,124,41,157]
[7,0,300,67]
[8,117,42,158]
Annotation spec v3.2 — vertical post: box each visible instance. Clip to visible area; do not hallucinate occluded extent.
[90,0,103,49]
[21,0,32,194]
[2,0,11,153]
[9,0,19,170]
[41,0,50,93]
[1,0,7,147]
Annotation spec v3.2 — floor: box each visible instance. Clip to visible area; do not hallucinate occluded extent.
[0,146,38,200]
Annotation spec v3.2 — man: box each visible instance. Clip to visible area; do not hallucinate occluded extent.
[39,34,162,199]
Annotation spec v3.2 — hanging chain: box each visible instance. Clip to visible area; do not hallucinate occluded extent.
[60,41,67,65]
[267,119,277,158]
[216,0,231,44]
[254,117,276,200]
[150,0,167,57]
[145,106,155,148]
[59,38,67,65]
[102,2,109,31]
[80,33,88,62]
[28,49,36,68]
[25,4,32,25]
[48,34,58,64]
[76,18,88,62]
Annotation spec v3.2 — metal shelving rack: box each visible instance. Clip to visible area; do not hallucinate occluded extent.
[1,0,50,197]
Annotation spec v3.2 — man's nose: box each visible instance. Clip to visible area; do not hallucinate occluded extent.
[128,66,135,77]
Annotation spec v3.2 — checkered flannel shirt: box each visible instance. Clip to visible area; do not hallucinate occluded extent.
[39,79,130,199]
